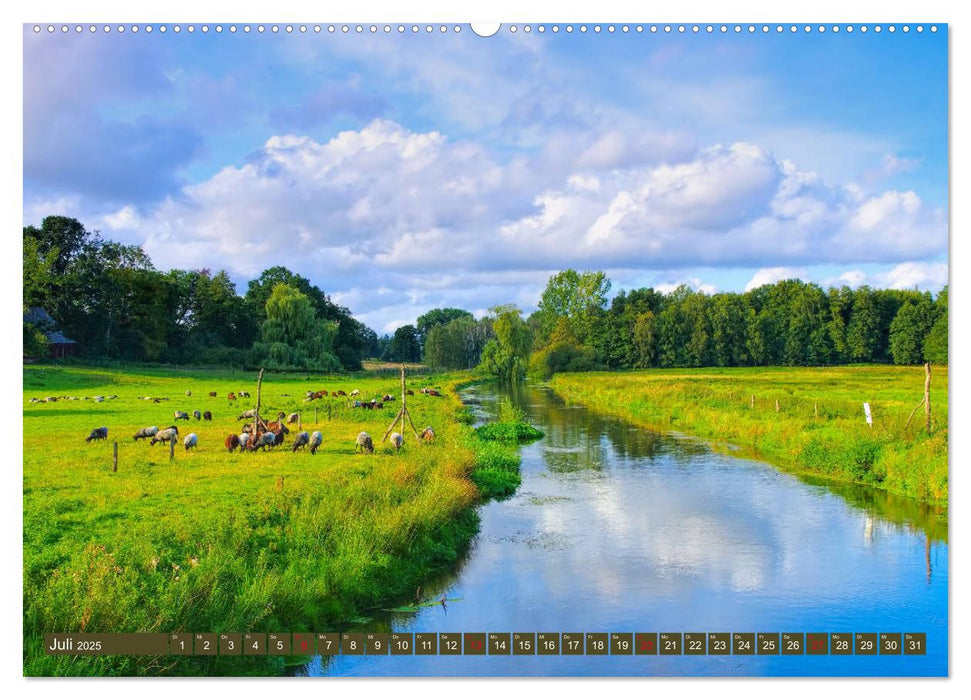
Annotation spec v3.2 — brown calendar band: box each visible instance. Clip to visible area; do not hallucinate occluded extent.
[44,634,168,655]
[42,632,928,656]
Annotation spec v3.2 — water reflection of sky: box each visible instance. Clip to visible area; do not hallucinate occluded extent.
[309,384,947,677]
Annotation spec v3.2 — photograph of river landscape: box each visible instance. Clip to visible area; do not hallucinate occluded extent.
[22,18,948,680]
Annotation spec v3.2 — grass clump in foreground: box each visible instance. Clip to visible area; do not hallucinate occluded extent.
[469,440,522,500]
[469,400,544,499]
[550,365,948,504]
[23,365,517,676]
[474,400,545,443]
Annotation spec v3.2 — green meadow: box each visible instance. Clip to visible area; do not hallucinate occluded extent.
[550,365,948,505]
[23,364,519,676]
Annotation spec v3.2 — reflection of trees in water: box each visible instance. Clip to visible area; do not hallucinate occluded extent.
[799,474,947,544]
[468,381,947,558]
[516,383,948,544]
[516,384,711,473]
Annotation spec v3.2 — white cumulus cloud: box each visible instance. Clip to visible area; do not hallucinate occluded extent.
[94,120,947,331]
[745,267,808,292]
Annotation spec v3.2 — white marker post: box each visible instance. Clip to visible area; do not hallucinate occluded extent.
[863,402,873,428]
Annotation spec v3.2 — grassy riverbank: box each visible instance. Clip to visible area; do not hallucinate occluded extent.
[23,364,512,676]
[549,365,947,505]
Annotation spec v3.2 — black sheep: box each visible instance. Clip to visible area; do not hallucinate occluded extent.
[85,427,108,442]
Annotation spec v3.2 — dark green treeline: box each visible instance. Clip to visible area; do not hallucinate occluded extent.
[23,216,380,369]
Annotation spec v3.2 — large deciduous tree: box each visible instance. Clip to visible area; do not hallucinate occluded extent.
[385,324,422,363]
[889,295,937,365]
[416,308,473,349]
[534,269,611,346]
[923,286,948,365]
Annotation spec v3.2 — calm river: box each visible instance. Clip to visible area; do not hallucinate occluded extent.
[305,382,948,677]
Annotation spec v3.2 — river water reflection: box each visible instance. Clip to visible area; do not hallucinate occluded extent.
[307,382,947,677]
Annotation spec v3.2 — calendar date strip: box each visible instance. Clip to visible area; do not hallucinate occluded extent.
[45,632,927,656]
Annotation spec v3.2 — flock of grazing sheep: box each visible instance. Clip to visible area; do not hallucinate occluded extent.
[73,385,441,457]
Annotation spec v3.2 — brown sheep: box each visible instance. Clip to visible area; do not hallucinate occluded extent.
[227,392,237,402]
[225,434,240,453]
[208,391,217,398]
[203,411,213,421]
[420,426,436,443]
[265,421,290,436]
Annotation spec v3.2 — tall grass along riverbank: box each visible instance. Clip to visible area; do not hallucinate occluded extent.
[550,365,947,505]
[23,365,526,676]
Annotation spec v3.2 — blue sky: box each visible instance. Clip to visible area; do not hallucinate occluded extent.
[23,23,948,332]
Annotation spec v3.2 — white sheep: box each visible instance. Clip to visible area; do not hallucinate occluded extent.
[310,431,323,455]
[184,433,198,451]
[133,426,159,441]
[390,432,403,451]
[151,428,179,446]
[355,431,374,454]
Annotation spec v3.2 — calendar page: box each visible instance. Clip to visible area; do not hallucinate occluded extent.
[22,19,948,679]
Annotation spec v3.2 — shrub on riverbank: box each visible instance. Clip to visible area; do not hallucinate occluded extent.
[550,365,947,504]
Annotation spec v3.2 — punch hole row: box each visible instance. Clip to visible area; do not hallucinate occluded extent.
[31,24,465,34]
[511,24,935,34]
[30,24,939,35]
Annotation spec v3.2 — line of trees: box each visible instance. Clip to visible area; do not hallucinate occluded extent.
[412,269,947,381]
[24,218,948,378]
[23,216,379,369]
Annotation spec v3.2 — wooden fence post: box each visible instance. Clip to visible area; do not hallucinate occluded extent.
[169,439,175,461]
[814,402,818,421]
[276,476,284,491]
[113,442,118,472]
[925,362,932,432]
[775,399,780,413]
[255,368,265,432]
[750,395,755,409]
[314,407,318,424]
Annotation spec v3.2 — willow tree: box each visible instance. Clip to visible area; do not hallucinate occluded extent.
[480,305,532,382]
[251,283,341,370]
